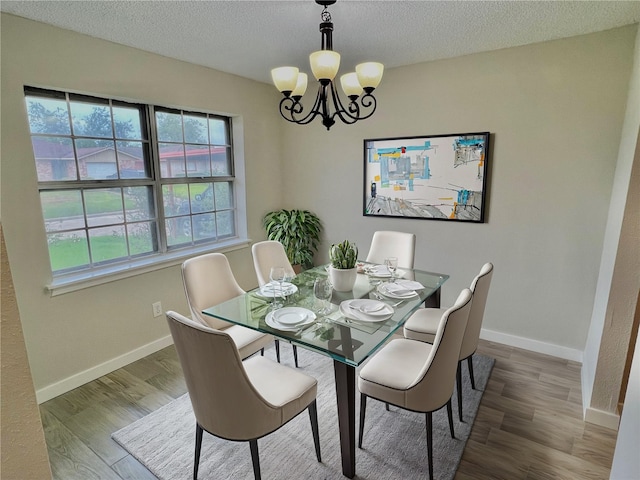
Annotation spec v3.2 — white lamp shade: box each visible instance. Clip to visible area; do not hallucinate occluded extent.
[340,72,363,97]
[271,66,299,93]
[356,62,384,89]
[310,50,341,81]
[292,72,308,97]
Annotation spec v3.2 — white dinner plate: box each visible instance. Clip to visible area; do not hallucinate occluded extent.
[377,283,419,299]
[339,300,393,323]
[256,282,298,298]
[265,308,315,331]
[273,307,310,325]
[349,299,393,316]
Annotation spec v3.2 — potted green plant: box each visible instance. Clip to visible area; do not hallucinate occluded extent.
[262,209,322,271]
[328,240,358,291]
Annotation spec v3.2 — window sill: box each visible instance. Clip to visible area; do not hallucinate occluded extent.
[46,237,251,296]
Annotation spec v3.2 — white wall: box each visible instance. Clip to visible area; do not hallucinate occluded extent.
[0,13,284,400]
[582,25,640,426]
[281,26,637,362]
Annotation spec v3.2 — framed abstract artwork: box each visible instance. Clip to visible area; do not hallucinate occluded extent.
[363,132,490,223]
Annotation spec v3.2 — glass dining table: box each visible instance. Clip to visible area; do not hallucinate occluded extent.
[202,264,448,479]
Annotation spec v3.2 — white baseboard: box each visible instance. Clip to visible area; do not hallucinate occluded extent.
[480,328,584,363]
[36,335,174,404]
[585,407,620,431]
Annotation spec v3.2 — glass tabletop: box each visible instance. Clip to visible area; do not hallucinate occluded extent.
[202,264,448,367]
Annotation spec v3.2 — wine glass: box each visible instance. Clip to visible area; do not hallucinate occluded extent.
[269,266,285,309]
[313,277,333,315]
[385,257,398,282]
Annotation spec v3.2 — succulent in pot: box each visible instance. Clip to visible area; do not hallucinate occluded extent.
[329,240,358,291]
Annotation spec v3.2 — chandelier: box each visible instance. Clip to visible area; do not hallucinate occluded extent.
[271,0,384,131]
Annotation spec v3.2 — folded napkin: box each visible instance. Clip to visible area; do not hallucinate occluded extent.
[384,282,418,296]
[367,265,391,276]
[395,280,424,291]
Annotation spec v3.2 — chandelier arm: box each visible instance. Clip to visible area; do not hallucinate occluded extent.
[277,86,325,126]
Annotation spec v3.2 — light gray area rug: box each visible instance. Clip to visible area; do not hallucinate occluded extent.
[112,346,494,480]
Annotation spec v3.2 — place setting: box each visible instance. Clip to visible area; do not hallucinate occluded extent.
[376,279,425,300]
[265,306,317,333]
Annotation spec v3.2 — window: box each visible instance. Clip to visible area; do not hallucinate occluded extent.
[25,87,240,279]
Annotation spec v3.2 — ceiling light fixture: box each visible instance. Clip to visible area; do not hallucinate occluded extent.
[271,0,384,131]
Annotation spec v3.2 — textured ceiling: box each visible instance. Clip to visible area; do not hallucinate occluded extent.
[2,1,640,84]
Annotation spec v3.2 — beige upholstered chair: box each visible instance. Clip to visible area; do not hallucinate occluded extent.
[358,289,473,480]
[166,311,321,480]
[365,230,416,269]
[403,262,494,421]
[182,253,273,360]
[251,240,299,367]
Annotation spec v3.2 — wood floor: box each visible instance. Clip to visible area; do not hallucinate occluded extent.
[39,339,618,479]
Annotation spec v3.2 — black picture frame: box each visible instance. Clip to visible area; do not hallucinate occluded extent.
[363,132,490,223]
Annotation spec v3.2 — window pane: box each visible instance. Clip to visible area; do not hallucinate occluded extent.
[156,111,183,142]
[186,145,211,177]
[84,188,124,227]
[216,210,235,238]
[166,217,191,246]
[40,190,84,232]
[162,184,189,217]
[124,186,153,221]
[184,114,208,144]
[26,97,71,135]
[209,118,227,145]
[47,230,90,271]
[190,183,214,213]
[159,143,186,178]
[89,226,127,263]
[32,137,77,181]
[211,147,232,175]
[113,105,143,140]
[214,182,233,209]
[193,213,216,241]
[71,100,113,138]
[115,141,148,178]
[127,222,156,255]
[77,139,117,180]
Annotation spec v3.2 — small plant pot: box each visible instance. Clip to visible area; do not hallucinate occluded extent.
[329,266,358,292]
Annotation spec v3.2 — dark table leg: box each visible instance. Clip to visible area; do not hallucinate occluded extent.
[423,286,442,308]
[333,360,356,478]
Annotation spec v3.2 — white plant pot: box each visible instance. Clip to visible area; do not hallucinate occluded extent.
[329,266,358,292]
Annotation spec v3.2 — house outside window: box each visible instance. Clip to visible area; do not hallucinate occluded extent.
[25,87,241,281]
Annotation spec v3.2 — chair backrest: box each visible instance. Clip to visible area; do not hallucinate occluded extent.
[406,288,472,412]
[182,253,245,330]
[166,311,281,440]
[251,240,296,286]
[365,231,416,269]
[460,262,494,360]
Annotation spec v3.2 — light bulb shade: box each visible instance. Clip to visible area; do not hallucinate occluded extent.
[356,62,384,90]
[310,50,341,81]
[271,66,299,93]
[340,72,363,98]
[291,72,308,97]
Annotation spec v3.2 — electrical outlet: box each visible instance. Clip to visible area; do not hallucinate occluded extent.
[152,301,162,318]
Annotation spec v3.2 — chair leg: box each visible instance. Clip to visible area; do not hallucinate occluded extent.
[308,400,322,462]
[425,411,433,480]
[194,423,203,480]
[249,439,261,480]
[358,393,367,448]
[275,340,280,363]
[457,361,463,422]
[446,399,455,439]
[260,348,264,356]
[467,355,476,390]
[293,345,299,368]
[385,402,389,411]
